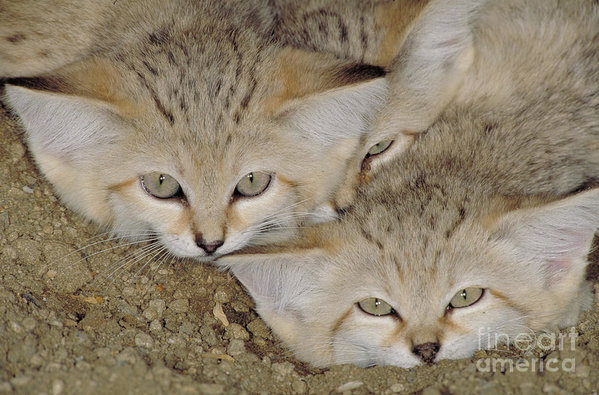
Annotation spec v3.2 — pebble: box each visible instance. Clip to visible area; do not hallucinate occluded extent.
[196,383,224,394]
[214,287,230,304]
[542,383,561,393]
[227,339,246,356]
[292,380,308,394]
[135,333,154,349]
[421,387,442,395]
[149,299,166,315]
[10,375,31,387]
[22,186,34,194]
[247,319,270,338]
[225,323,250,340]
[271,362,295,377]
[389,383,405,393]
[52,379,64,395]
[8,142,26,161]
[149,319,163,333]
[169,299,189,313]
[0,382,13,392]
[9,321,22,333]
[335,381,363,392]
[575,364,590,378]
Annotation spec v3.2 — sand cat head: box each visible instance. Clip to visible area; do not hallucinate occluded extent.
[223,188,598,367]
[4,19,387,261]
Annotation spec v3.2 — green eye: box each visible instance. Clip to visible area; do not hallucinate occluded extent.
[234,171,271,197]
[366,140,393,157]
[448,288,484,309]
[357,297,395,316]
[141,172,182,199]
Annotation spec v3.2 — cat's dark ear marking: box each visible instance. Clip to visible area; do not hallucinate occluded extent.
[331,63,386,85]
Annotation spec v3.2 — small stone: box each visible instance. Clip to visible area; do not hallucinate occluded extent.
[30,354,44,368]
[227,339,246,356]
[225,323,250,340]
[421,387,442,395]
[9,321,22,333]
[21,317,36,331]
[0,382,13,392]
[247,319,270,338]
[214,287,230,304]
[542,383,561,393]
[0,211,9,232]
[149,299,166,315]
[149,320,162,333]
[336,381,363,392]
[22,186,34,194]
[196,383,224,395]
[10,376,31,387]
[271,362,294,377]
[52,379,64,395]
[575,364,590,378]
[8,142,26,161]
[231,301,249,313]
[292,380,308,394]
[389,383,405,393]
[169,299,189,313]
[135,333,154,349]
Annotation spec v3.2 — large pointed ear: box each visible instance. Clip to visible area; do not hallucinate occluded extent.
[492,188,599,287]
[3,59,134,166]
[4,81,126,166]
[217,247,324,344]
[376,0,486,135]
[217,246,322,313]
[267,48,388,145]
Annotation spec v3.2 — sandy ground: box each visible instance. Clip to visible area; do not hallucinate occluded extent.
[0,89,598,394]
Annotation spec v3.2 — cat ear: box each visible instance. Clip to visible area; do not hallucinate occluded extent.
[4,82,125,165]
[493,188,599,286]
[268,48,388,145]
[375,0,485,135]
[221,249,324,353]
[218,247,320,312]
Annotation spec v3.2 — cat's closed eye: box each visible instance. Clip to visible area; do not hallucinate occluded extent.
[446,288,484,310]
[141,172,183,199]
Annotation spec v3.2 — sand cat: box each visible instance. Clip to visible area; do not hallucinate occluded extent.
[2,0,398,261]
[1,0,431,218]
[222,0,599,367]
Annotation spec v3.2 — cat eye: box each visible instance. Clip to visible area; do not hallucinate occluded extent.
[140,172,183,199]
[365,140,393,158]
[234,171,271,198]
[357,297,395,317]
[447,288,484,309]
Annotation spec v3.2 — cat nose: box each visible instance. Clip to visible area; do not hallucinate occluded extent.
[412,342,440,364]
[195,235,224,254]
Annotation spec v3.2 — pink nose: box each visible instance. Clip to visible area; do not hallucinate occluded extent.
[195,235,224,254]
